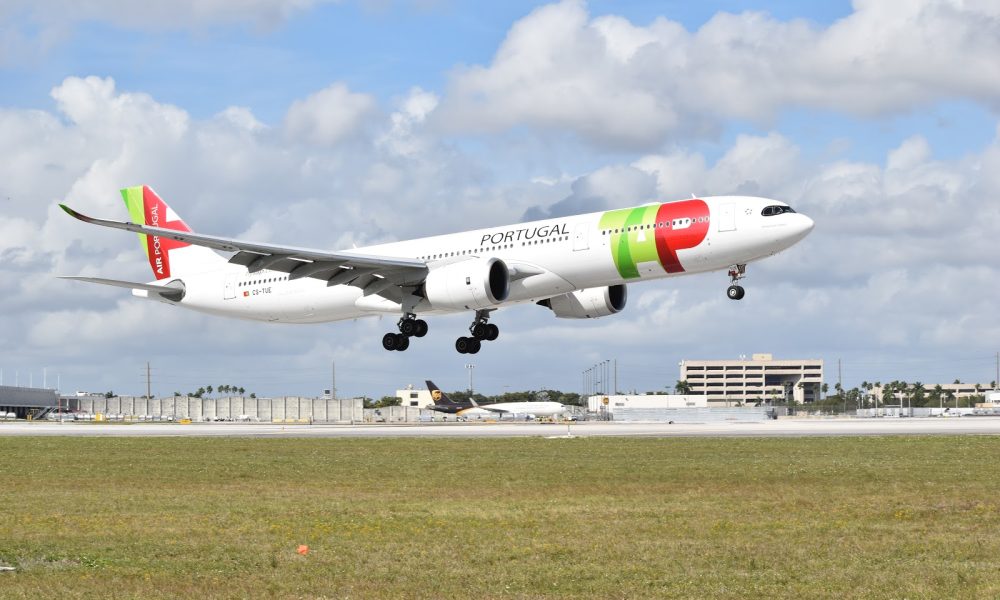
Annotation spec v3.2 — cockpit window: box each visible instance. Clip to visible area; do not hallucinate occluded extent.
[761,205,796,216]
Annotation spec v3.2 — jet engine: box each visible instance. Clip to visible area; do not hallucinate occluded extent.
[423,258,510,310]
[538,284,627,319]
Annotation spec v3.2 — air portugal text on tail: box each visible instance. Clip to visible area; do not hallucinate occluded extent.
[60,186,814,354]
[121,185,223,280]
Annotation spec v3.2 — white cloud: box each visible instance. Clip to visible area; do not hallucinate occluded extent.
[436,0,1000,148]
[283,82,376,146]
[3,0,1000,396]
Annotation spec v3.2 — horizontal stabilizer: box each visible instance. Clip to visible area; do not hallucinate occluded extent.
[59,276,185,301]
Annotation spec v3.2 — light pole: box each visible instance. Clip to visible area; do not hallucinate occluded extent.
[465,363,475,396]
[604,360,610,395]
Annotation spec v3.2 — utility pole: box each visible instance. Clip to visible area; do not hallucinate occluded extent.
[146,361,152,401]
[995,351,999,390]
[331,361,336,401]
[613,359,617,395]
[837,358,842,394]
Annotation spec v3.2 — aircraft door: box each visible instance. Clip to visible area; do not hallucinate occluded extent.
[224,273,237,300]
[573,222,589,251]
[718,203,736,232]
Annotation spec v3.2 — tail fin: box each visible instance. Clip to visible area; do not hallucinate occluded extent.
[425,380,454,405]
[121,185,222,280]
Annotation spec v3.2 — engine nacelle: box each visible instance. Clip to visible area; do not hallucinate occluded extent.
[423,258,510,310]
[539,285,627,319]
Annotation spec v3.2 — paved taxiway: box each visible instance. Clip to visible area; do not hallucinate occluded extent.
[2,417,1000,438]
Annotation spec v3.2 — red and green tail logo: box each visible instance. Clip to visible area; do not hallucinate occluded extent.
[121,185,192,280]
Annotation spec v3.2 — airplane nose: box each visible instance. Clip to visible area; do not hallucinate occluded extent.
[792,214,814,240]
[801,214,815,234]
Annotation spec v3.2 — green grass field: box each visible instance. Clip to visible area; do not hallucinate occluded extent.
[2,435,999,599]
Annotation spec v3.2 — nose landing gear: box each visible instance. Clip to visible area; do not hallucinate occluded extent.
[382,314,428,351]
[456,310,499,354]
[727,264,747,300]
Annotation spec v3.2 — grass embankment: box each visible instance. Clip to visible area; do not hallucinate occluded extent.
[1,436,999,599]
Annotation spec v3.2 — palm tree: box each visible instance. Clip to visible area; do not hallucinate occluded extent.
[238,387,245,396]
[674,380,691,394]
[206,385,214,397]
[932,384,944,409]
[911,382,925,408]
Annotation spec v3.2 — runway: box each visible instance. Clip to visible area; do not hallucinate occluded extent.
[2,417,1000,438]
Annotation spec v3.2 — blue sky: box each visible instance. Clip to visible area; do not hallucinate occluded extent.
[1,0,998,397]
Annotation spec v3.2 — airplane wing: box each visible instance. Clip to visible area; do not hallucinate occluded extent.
[59,204,429,302]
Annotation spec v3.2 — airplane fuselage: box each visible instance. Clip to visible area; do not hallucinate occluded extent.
[155,195,813,323]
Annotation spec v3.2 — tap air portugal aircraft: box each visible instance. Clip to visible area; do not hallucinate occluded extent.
[60,185,814,354]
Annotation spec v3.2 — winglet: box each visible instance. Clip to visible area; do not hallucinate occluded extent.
[59,203,91,222]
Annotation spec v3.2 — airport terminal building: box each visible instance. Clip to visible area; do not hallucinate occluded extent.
[680,354,823,405]
[0,386,63,419]
[395,385,434,408]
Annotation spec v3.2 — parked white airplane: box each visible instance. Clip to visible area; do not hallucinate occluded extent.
[424,380,567,419]
[61,185,813,353]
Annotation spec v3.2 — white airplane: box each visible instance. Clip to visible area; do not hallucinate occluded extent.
[60,185,813,354]
[425,380,567,419]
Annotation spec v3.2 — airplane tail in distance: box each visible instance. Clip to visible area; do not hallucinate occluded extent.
[425,380,454,405]
[121,185,223,280]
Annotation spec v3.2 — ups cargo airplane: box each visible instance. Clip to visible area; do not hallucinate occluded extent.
[60,186,813,354]
[424,380,567,419]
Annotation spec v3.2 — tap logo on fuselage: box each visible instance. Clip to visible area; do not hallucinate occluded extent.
[599,199,710,278]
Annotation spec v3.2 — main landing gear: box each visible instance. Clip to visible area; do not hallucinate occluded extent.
[727,264,747,300]
[455,310,499,354]
[382,314,428,352]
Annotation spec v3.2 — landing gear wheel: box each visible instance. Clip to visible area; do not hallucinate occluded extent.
[455,337,471,354]
[467,338,482,354]
[485,324,499,341]
[727,264,747,300]
[382,333,399,351]
[395,334,410,351]
[471,322,489,340]
[414,319,428,338]
[399,319,418,337]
